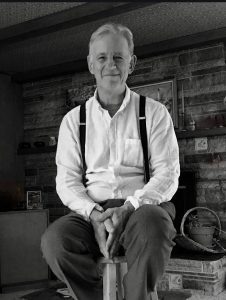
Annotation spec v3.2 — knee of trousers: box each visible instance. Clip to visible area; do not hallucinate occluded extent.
[41,225,65,264]
[124,204,176,247]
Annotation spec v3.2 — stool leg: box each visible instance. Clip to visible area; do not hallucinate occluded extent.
[150,288,158,300]
[116,264,123,300]
[103,263,117,300]
[116,262,127,300]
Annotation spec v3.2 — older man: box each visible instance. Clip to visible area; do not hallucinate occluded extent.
[41,23,180,300]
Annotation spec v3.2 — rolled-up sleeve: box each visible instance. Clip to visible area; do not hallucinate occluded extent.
[55,110,96,221]
[126,103,180,209]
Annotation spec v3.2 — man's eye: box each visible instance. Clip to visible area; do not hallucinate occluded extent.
[114,56,123,60]
[98,57,105,61]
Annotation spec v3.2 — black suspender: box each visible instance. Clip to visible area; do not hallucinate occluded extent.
[139,95,150,183]
[79,95,150,184]
[79,102,87,182]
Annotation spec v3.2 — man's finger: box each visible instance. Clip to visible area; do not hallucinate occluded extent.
[109,239,120,258]
[96,232,109,258]
[98,209,113,222]
[95,204,104,212]
[99,236,109,258]
[99,245,109,258]
[104,218,115,233]
[106,232,115,253]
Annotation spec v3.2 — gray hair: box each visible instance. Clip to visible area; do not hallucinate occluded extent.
[89,23,134,55]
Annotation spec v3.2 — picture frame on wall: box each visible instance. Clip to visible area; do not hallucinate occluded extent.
[131,78,178,128]
[26,191,42,209]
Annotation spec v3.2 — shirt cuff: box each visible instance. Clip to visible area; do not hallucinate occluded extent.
[69,201,97,222]
[125,196,140,210]
[125,196,161,209]
[86,202,98,221]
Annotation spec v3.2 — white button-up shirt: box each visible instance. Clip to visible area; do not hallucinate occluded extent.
[56,86,180,221]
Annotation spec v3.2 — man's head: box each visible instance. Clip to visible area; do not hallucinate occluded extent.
[87,23,137,95]
[89,23,134,56]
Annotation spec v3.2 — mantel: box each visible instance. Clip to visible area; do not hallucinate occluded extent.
[17,128,226,155]
[176,127,226,139]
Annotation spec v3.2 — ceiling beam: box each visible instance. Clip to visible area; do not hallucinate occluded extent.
[0,2,153,46]
[136,26,226,58]
[12,59,89,83]
[12,25,226,83]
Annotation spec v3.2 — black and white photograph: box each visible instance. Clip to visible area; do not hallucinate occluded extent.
[26,191,42,210]
[1,2,226,300]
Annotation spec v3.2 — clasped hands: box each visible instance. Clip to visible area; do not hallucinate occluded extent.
[90,202,134,259]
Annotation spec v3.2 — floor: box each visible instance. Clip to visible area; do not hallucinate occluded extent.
[1,286,226,300]
[0,280,59,300]
[0,289,191,300]
[0,289,36,300]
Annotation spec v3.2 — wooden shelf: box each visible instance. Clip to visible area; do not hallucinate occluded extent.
[176,127,226,139]
[17,145,57,155]
[17,127,226,154]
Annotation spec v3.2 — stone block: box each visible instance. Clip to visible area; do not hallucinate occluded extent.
[183,271,225,296]
[167,259,203,273]
[158,257,226,296]
[42,185,55,192]
[184,154,212,164]
[179,45,224,66]
[192,65,226,77]
[24,113,63,130]
[209,138,226,153]
[185,90,226,106]
[37,174,56,186]
[24,153,55,168]
[136,54,180,72]
[25,176,37,187]
[187,289,226,300]
[23,76,72,95]
[157,273,183,291]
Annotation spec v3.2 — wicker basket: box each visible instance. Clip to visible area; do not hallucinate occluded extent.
[175,206,226,253]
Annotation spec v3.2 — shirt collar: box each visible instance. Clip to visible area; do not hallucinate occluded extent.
[93,85,131,111]
[121,85,131,110]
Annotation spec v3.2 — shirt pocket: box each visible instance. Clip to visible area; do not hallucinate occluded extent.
[122,138,143,167]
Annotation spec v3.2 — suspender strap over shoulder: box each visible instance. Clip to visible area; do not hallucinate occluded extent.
[139,95,150,183]
[79,95,150,185]
[79,102,87,178]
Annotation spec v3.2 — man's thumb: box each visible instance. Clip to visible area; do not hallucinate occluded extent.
[95,204,104,212]
[98,210,112,221]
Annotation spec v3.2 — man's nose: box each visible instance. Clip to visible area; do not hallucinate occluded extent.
[107,58,116,69]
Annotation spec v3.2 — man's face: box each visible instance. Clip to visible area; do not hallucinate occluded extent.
[88,33,136,94]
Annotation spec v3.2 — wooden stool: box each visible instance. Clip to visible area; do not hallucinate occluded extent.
[98,256,159,300]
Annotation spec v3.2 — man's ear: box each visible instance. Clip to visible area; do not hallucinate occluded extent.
[128,55,137,74]
[87,55,94,75]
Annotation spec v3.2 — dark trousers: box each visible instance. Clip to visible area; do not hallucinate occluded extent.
[41,200,176,300]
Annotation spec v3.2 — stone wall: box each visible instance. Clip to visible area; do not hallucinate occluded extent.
[21,42,226,225]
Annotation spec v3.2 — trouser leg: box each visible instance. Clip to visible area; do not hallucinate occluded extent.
[120,204,176,300]
[41,212,102,300]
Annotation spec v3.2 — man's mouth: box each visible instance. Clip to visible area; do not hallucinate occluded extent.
[104,74,119,77]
